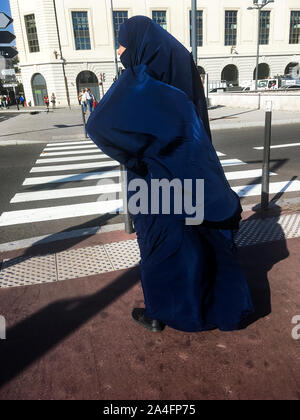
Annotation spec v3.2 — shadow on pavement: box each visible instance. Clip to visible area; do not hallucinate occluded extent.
[1,213,121,269]
[0,124,84,138]
[209,108,258,122]
[0,266,140,389]
[239,204,289,328]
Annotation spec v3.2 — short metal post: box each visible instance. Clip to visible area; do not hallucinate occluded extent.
[81,104,88,138]
[120,165,134,234]
[261,101,272,210]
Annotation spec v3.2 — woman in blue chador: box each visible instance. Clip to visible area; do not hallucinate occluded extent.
[87,16,254,333]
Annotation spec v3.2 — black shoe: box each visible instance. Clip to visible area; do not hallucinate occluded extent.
[131,308,165,332]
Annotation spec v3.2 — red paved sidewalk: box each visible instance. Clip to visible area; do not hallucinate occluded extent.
[0,215,299,400]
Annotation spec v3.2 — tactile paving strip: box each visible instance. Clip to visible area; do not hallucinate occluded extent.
[236,213,300,247]
[0,255,57,288]
[104,239,141,270]
[56,245,113,281]
[1,214,300,288]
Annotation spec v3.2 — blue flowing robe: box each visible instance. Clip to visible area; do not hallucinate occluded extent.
[87,65,254,332]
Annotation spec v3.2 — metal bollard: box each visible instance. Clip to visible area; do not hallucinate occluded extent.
[81,104,88,139]
[261,101,272,211]
[120,164,135,234]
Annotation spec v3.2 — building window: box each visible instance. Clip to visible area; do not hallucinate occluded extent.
[289,11,300,44]
[72,11,91,50]
[113,11,128,48]
[225,10,237,46]
[189,10,203,47]
[259,11,270,45]
[24,14,40,53]
[152,11,167,30]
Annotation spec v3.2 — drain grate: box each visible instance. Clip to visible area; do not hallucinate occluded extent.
[0,255,57,288]
[56,245,113,281]
[104,240,140,270]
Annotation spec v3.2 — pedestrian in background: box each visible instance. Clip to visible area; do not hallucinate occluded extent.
[20,95,25,107]
[87,16,254,334]
[44,95,49,112]
[93,96,99,110]
[85,88,94,113]
[79,88,87,114]
[2,95,8,109]
[51,93,56,108]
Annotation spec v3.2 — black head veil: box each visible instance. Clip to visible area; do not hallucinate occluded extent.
[118,16,211,140]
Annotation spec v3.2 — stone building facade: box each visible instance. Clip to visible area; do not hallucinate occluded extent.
[9,0,300,106]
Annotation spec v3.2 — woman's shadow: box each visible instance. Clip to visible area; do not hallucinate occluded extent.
[237,203,289,328]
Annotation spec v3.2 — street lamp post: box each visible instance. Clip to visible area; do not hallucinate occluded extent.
[247,0,274,91]
[191,0,197,64]
[110,0,119,79]
[110,0,134,234]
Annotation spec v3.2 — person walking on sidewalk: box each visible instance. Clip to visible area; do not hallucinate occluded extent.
[50,93,56,109]
[19,95,25,107]
[85,88,94,113]
[44,95,49,112]
[87,16,254,333]
[79,88,86,112]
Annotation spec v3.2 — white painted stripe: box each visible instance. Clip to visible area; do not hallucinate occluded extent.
[0,200,123,227]
[233,180,300,197]
[225,169,277,181]
[44,145,98,151]
[0,223,125,252]
[11,183,122,203]
[254,142,300,150]
[220,159,246,167]
[41,149,104,156]
[217,151,226,157]
[30,160,120,172]
[36,154,109,164]
[46,141,94,147]
[23,170,121,185]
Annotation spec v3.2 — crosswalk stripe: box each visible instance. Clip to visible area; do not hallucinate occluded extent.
[225,169,277,181]
[23,170,121,185]
[11,183,122,203]
[40,149,104,157]
[47,141,94,147]
[30,161,120,173]
[36,154,110,164]
[217,151,226,157]
[44,145,98,151]
[220,159,246,167]
[0,200,123,227]
[254,142,300,150]
[232,180,300,197]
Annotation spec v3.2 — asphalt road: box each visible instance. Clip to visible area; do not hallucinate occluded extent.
[213,123,300,190]
[0,124,299,245]
[0,112,21,124]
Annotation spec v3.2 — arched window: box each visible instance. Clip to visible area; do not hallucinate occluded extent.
[284,62,299,77]
[253,63,270,80]
[76,71,100,102]
[31,73,48,106]
[221,65,239,86]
